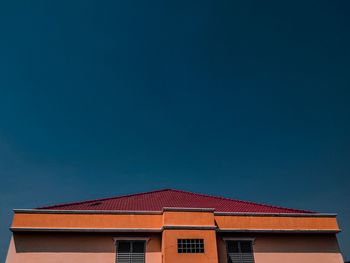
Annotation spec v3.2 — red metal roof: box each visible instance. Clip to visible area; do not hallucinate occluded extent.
[37,189,314,213]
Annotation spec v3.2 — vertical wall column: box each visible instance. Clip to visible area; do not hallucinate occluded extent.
[161,208,219,263]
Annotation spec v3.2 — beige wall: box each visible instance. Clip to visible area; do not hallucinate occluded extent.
[6,233,162,263]
[218,234,344,263]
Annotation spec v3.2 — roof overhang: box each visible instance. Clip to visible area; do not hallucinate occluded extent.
[10,208,340,234]
[13,209,337,217]
[10,227,340,234]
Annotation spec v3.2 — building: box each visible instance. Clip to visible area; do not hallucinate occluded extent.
[6,189,344,263]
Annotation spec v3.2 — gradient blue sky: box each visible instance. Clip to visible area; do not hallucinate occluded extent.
[1,0,350,261]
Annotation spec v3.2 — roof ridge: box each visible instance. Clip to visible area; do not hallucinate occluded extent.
[37,188,172,209]
[167,189,314,213]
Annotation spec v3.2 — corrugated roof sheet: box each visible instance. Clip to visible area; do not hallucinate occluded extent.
[37,189,314,213]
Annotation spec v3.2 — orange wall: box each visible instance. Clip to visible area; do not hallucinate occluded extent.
[215,215,339,231]
[12,213,163,230]
[163,211,215,226]
[162,229,218,263]
[12,212,340,232]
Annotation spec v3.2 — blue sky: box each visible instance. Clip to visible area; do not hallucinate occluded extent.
[0,0,349,261]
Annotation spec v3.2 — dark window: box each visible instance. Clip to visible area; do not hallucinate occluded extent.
[226,240,255,263]
[116,240,145,263]
[118,241,131,253]
[177,239,204,253]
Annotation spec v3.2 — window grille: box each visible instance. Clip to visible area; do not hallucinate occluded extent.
[226,240,255,263]
[177,239,204,253]
[116,241,145,263]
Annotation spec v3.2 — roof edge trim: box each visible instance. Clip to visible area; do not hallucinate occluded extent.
[10,227,162,233]
[13,209,162,215]
[11,227,340,234]
[214,212,337,217]
[163,225,217,230]
[217,229,341,234]
[162,207,216,212]
[13,209,336,217]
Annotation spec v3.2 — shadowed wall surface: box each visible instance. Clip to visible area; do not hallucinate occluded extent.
[217,234,343,263]
[7,233,343,263]
[6,233,162,263]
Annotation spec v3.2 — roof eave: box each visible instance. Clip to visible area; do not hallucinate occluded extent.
[13,208,337,217]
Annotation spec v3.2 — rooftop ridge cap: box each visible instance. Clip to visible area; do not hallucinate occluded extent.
[168,189,315,214]
[36,188,172,209]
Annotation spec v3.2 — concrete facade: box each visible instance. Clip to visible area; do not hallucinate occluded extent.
[6,208,344,263]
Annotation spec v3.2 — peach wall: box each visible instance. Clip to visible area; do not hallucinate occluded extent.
[162,229,218,263]
[6,235,115,263]
[254,234,344,263]
[217,234,344,263]
[6,231,344,263]
[6,233,162,263]
[256,253,343,263]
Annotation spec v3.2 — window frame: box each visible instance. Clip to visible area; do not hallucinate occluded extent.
[177,238,205,254]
